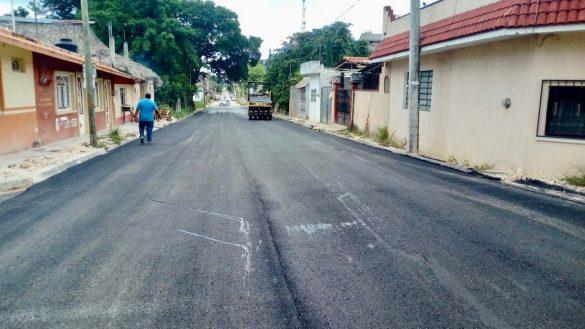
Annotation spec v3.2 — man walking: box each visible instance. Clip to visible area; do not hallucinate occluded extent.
[134,93,160,144]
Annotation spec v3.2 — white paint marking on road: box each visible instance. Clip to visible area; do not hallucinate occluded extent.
[149,199,253,251]
[178,230,251,275]
[285,221,361,237]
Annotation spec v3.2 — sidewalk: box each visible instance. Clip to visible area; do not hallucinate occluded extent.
[0,116,186,203]
[276,114,585,204]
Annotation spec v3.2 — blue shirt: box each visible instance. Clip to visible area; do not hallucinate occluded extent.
[136,99,158,122]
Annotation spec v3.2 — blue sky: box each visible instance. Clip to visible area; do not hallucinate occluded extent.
[2,0,431,58]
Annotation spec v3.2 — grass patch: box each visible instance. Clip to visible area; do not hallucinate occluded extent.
[338,128,352,136]
[173,108,194,120]
[375,127,406,149]
[563,167,585,187]
[447,155,458,165]
[194,101,206,110]
[108,128,123,145]
[472,163,495,172]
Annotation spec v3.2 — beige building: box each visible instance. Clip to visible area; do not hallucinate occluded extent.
[353,0,585,178]
[0,18,161,155]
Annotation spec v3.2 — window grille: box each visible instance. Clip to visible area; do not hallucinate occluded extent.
[55,74,72,112]
[404,70,433,111]
[538,80,585,139]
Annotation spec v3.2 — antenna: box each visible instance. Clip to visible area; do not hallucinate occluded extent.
[301,0,307,32]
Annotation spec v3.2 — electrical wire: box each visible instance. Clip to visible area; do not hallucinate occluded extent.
[332,0,364,24]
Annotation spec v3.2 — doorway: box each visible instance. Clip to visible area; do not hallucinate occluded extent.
[104,80,113,128]
[76,76,86,136]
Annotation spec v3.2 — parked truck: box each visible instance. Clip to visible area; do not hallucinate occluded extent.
[247,82,273,120]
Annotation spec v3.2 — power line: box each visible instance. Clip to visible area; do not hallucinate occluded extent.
[332,0,364,24]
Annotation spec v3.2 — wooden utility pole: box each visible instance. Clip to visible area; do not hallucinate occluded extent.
[408,0,421,154]
[81,0,98,147]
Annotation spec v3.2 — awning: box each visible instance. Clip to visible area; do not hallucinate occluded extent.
[295,77,310,89]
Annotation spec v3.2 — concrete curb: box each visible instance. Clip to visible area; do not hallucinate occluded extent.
[0,111,201,205]
[0,177,33,191]
[37,152,105,182]
[277,115,585,205]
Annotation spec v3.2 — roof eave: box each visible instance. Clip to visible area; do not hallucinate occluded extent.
[371,24,585,64]
[0,28,135,80]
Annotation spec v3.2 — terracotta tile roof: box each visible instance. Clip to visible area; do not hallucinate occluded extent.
[371,0,585,59]
[343,56,371,65]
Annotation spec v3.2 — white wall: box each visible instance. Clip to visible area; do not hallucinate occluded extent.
[308,74,321,123]
[381,32,585,177]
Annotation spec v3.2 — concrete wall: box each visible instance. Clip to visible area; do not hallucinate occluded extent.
[383,0,497,38]
[0,44,38,154]
[380,32,585,177]
[353,90,391,136]
[33,53,81,145]
[114,83,135,124]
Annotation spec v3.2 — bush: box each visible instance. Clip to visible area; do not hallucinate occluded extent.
[108,128,123,145]
[377,127,389,142]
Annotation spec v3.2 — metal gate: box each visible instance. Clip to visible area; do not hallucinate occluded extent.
[299,87,307,118]
[320,86,332,124]
[336,89,350,126]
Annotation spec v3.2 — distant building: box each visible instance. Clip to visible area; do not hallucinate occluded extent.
[359,32,383,52]
[289,61,335,124]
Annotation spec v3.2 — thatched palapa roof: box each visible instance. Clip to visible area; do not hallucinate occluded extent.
[0,17,161,86]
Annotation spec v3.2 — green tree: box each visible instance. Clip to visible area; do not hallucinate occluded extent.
[14,6,30,17]
[248,63,267,82]
[37,0,79,19]
[266,22,369,107]
[37,0,262,106]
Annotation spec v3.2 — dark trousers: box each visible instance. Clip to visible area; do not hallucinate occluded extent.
[139,121,154,142]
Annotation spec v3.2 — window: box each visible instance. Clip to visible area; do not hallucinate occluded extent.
[404,70,433,111]
[311,89,317,102]
[11,57,25,73]
[539,80,585,139]
[384,76,390,94]
[94,80,101,109]
[120,87,128,106]
[55,73,72,113]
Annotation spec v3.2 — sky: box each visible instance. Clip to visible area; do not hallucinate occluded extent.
[1,0,428,58]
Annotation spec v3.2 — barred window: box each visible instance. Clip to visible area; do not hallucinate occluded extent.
[311,89,317,102]
[55,74,72,113]
[404,70,433,111]
[541,81,585,139]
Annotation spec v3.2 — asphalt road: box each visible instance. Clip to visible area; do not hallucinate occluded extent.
[0,106,584,329]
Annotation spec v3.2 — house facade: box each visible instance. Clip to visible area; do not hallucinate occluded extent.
[288,61,336,124]
[352,0,585,177]
[0,26,152,155]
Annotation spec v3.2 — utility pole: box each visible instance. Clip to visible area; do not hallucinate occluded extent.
[33,0,39,39]
[408,0,421,154]
[81,0,98,147]
[301,0,307,32]
[10,0,16,32]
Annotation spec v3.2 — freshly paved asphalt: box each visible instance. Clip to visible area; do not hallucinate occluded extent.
[0,106,584,329]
